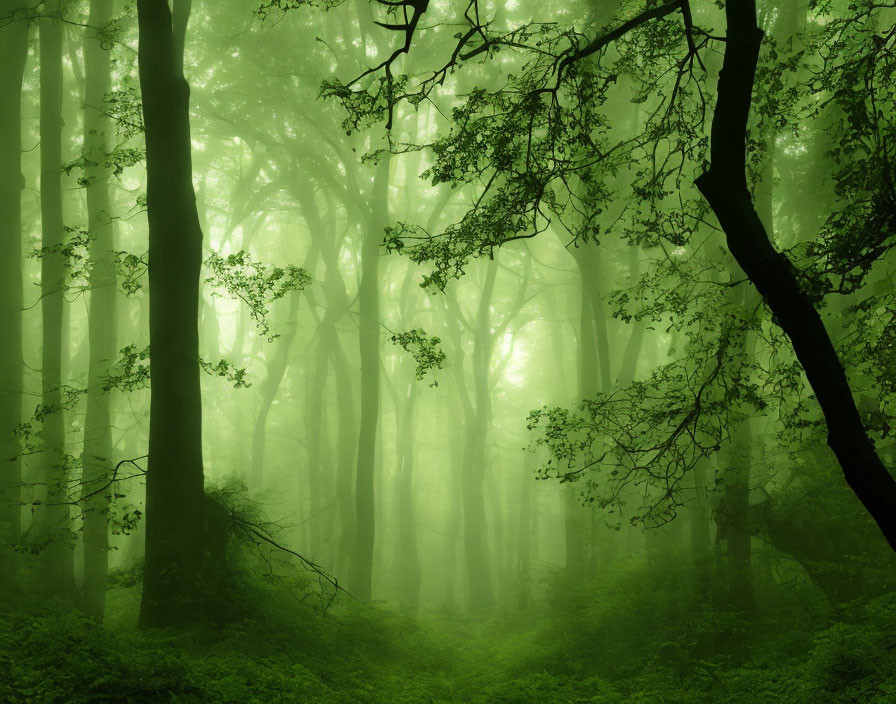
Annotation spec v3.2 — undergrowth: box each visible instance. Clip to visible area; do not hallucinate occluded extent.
[2,558,895,703]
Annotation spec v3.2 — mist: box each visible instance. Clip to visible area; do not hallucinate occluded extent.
[1,0,895,701]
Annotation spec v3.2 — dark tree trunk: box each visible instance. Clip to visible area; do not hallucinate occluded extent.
[137,0,208,627]
[0,9,30,598]
[695,0,896,552]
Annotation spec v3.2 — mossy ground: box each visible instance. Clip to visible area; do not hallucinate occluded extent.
[3,558,895,704]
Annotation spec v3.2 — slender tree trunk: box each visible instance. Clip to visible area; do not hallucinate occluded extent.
[586,257,612,395]
[293,190,331,554]
[394,385,421,606]
[312,212,356,576]
[305,310,333,553]
[516,458,533,609]
[443,399,464,610]
[462,261,497,610]
[615,247,645,388]
[250,207,322,494]
[487,454,508,603]
[390,264,422,607]
[462,432,491,608]
[689,458,712,563]
[695,0,896,552]
[137,0,208,626]
[332,338,357,579]
[250,287,301,491]
[0,10,30,598]
[38,4,76,600]
[350,157,389,600]
[566,248,600,576]
[722,418,755,613]
[80,0,118,622]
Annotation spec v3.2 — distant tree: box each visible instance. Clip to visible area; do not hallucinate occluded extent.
[37,0,77,600]
[81,0,120,623]
[0,3,30,598]
[264,0,896,550]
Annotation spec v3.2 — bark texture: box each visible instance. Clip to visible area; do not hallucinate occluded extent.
[137,0,208,627]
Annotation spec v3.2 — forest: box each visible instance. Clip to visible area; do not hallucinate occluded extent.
[0,0,895,701]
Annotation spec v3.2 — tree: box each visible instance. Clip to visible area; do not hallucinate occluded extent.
[137,0,209,626]
[351,156,390,601]
[0,2,30,598]
[80,0,119,622]
[266,0,896,551]
[695,1,896,551]
[37,0,76,600]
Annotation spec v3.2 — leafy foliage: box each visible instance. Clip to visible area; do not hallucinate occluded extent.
[14,386,86,449]
[199,358,252,389]
[390,328,446,386]
[104,87,145,141]
[255,0,346,21]
[63,147,145,185]
[103,345,252,390]
[103,345,151,393]
[303,0,715,291]
[784,3,896,298]
[205,250,311,341]
[528,314,765,527]
[29,226,93,294]
[112,250,148,296]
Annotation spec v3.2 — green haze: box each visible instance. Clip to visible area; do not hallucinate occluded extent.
[1,0,895,701]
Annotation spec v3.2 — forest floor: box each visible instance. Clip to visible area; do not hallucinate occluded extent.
[3,566,896,703]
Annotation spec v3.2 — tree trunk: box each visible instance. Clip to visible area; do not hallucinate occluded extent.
[350,157,389,600]
[394,385,422,607]
[695,0,896,552]
[689,458,712,564]
[391,265,423,607]
[0,9,29,599]
[304,306,333,553]
[516,458,533,609]
[442,404,464,609]
[462,261,498,610]
[615,247,645,388]
[716,418,756,613]
[38,4,76,601]
[249,284,303,492]
[293,189,331,554]
[137,0,208,627]
[80,0,118,622]
[332,337,357,579]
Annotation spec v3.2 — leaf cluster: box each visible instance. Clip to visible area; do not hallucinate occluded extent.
[205,250,311,341]
[390,328,446,386]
